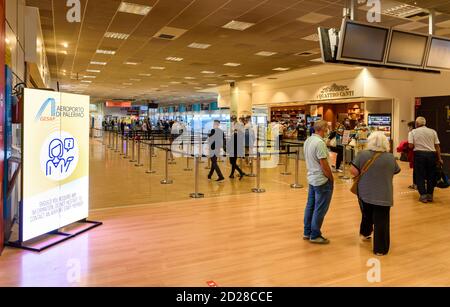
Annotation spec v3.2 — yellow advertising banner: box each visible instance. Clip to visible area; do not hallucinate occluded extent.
[22,89,89,242]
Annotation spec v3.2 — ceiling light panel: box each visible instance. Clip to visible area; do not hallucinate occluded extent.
[224,63,241,67]
[124,61,139,65]
[201,71,215,74]
[139,73,152,76]
[118,2,152,16]
[96,49,116,55]
[151,66,165,70]
[90,61,107,65]
[255,51,277,57]
[86,69,101,73]
[273,67,290,71]
[188,43,211,49]
[222,20,255,31]
[166,57,184,62]
[297,12,332,24]
[104,32,130,40]
[83,75,96,79]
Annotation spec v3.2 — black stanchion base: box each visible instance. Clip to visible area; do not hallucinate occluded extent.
[291,184,304,189]
[6,220,102,253]
[252,188,266,193]
[184,168,193,171]
[135,163,144,167]
[146,170,156,174]
[190,193,204,199]
[281,172,292,176]
[129,159,137,163]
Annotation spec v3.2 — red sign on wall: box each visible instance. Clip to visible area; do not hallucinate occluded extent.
[106,101,132,108]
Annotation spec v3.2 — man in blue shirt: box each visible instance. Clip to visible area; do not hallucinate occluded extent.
[303,120,334,244]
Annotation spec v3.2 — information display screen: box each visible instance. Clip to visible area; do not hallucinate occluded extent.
[338,21,389,63]
[426,37,450,70]
[387,30,428,67]
[22,89,90,242]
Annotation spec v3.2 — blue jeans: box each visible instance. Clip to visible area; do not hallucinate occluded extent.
[304,180,334,239]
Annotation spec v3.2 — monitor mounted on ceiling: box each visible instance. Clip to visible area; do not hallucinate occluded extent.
[337,19,390,65]
[425,36,450,71]
[386,30,429,68]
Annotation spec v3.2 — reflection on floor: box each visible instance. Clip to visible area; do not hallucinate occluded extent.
[0,136,449,286]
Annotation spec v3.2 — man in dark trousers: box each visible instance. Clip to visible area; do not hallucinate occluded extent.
[208,120,225,182]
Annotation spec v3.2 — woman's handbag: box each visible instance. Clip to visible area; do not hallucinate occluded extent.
[351,152,382,195]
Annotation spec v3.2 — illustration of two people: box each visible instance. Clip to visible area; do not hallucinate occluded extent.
[46,138,75,176]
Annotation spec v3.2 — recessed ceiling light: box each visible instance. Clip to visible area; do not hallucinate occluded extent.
[96,49,116,55]
[104,32,130,40]
[61,50,68,55]
[86,69,101,73]
[118,2,152,16]
[310,58,323,63]
[62,42,68,48]
[297,12,332,24]
[184,77,196,80]
[90,61,107,65]
[201,71,215,74]
[255,51,277,57]
[302,33,320,42]
[130,79,141,82]
[166,57,184,62]
[160,85,169,88]
[81,80,92,83]
[311,73,317,75]
[222,20,255,31]
[245,74,258,77]
[224,62,241,67]
[83,75,96,79]
[124,61,139,65]
[273,67,290,71]
[123,83,133,86]
[139,73,152,77]
[188,42,211,49]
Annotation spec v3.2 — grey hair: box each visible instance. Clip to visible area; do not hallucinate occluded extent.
[314,120,328,132]
[416,116,426,127]
[366,131,390,152]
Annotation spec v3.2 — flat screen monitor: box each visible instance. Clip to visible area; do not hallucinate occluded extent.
[338,20,390,64]
[426,37,450,70]
[387,30,428,68]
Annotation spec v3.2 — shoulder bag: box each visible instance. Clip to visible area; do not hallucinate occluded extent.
[350,152,382,195]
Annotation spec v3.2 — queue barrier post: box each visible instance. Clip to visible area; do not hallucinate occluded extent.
[123,135,129,159]
[129,137,137,163]
[247,156,256,177]
[190,155,204,198]
[205,157,211,170]
[120,134,125,156]
[161,148,173,184]
[115,131,119,152]
[291,148,304,189]
[281,144,292,175]
[251,152,266,193]
[135,139,143,167]
[146,142,156,174]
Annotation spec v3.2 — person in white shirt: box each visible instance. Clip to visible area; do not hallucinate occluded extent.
[408,116,443,203]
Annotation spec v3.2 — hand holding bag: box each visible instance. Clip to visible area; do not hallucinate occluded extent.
[351,152,382,195]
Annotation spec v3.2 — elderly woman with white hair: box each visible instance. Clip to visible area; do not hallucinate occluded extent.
[350,132,401,256]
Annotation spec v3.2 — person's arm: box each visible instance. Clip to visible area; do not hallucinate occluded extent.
[350,165,360,177]
[320,158,334,183]
[435,144,443,165]
[408,131,414,150]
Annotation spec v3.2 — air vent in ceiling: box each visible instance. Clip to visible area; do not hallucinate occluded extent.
[382,3,429,21]
[153,27,187,41]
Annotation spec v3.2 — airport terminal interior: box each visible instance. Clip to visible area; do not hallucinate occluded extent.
[0,0,450,287]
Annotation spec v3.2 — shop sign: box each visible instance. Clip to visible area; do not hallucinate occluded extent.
[106,101,131,108]
[317,84,354,100]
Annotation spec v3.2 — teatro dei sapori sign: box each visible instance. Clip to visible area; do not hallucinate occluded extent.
[317,83,355,100]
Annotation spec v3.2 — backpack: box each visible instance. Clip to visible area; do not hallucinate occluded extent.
[436,166,450,189]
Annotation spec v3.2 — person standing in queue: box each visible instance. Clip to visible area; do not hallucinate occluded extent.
[350,132,401,256]
[228,126,246,180]
[406,121,417,190]
[303,120,334,244]
[208,120,225,182]
[408,116,443,203]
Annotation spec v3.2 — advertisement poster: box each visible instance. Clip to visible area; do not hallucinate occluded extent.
[22,89,89,242]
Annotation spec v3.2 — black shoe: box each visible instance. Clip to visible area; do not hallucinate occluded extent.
[207,176,212,180]
[216,178,225,183]
[229,175,235,179]
[239,173,245,180]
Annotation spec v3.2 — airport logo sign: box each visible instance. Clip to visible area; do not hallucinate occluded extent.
[66,0,81,23]
[35,98,85,122]
[317,83,355,100]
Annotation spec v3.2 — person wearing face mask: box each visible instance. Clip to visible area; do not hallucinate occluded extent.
[303,120,334,244]
[327,123,345,172]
